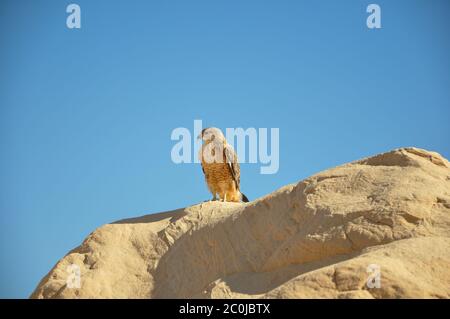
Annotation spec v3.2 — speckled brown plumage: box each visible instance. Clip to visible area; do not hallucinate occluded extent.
[199,141,241,202]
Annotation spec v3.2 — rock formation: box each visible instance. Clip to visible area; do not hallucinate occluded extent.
[31,147,450,298]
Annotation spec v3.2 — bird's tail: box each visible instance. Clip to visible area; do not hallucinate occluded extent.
[240,192,250,202]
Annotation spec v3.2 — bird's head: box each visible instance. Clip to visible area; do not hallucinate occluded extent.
[197,127,225,143]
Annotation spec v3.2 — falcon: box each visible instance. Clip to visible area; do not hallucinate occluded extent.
[198,127,249,202]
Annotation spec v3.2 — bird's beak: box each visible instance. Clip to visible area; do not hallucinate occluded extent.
[197,133,202,140]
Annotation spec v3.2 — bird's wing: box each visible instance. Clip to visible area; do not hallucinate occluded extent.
[199,146,206,175]
[224,143,240,189]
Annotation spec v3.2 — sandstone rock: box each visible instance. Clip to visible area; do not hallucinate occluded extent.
[30,147,450,299]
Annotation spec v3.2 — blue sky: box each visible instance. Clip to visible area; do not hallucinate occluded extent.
[1,0,449,298]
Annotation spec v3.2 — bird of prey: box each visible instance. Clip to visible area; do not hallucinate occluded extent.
[198,127,249,203]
